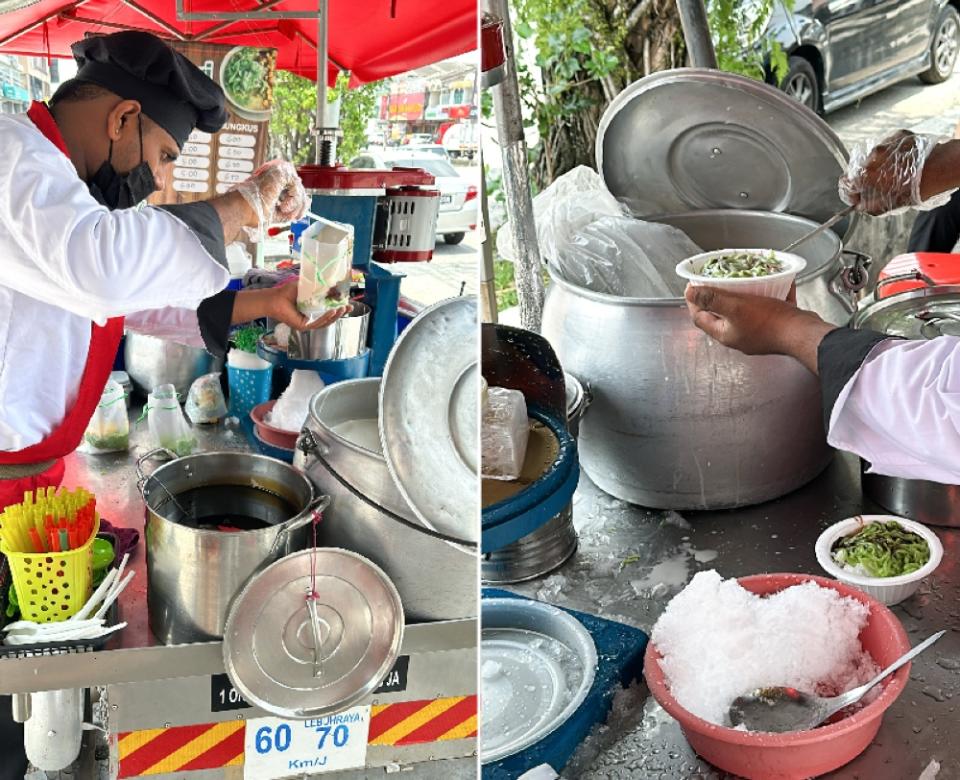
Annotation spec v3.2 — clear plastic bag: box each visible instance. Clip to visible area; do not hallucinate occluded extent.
[185,373,228,425]
[496,165,625,265]
[298,217,354,317]
[146,384,196,457]
[839,131,955,216]
[79,379,129,454]
[496,165,700,298]
[481,387,530,481]
[559,216,700,298]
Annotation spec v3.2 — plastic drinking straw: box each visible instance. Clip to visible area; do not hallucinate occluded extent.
[59,529,69,551]
[28,527,44,553]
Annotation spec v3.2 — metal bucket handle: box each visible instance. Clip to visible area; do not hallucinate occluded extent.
[829,250,872,311]
[135,447,183,505]
[297,428,478,549]
[266,494,331,558]
[874,270,937,299]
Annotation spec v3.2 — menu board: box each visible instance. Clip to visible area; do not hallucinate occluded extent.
[151,41,276,205]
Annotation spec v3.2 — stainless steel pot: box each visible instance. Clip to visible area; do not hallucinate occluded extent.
[542,221,839,508]
[654,210,869,326]
[862,468,960,528]
[288,302,371,360]
[294,378,476,621]
[140,449,324,644]
[125,333,220,398]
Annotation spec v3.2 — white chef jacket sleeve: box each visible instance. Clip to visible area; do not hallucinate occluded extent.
[822,331,960,483]
[0,124,230,323]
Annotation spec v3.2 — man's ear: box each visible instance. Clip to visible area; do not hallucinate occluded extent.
[105,99,142,142]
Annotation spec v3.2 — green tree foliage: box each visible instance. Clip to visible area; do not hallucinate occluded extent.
[708,0,793,84]
[269,71,380,164]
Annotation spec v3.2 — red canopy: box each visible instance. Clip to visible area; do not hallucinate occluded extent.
[0,0,476,84]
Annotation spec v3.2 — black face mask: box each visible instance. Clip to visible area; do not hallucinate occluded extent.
[87,116,157,210]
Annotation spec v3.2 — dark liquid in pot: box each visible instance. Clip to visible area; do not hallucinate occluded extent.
[161,484,298,531]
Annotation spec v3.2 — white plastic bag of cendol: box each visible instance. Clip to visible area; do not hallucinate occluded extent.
[481,387,530,481]
[298,217,354,318]
[185,373,228,425]
[146,383,196,457]
[79,379,129,454]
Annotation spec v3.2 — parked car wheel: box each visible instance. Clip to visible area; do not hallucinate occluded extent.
[920,5,960,84]
[781,56,821,113]
[443,233,466,245]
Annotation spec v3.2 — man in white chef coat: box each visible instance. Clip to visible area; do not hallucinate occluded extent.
[0,30,345,775]
[685,129,960,485]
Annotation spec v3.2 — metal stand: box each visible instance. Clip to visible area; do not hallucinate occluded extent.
[485,0,545,333]
[675,0,718,69]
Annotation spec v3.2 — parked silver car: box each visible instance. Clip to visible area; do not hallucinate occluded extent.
[350,151,478,245]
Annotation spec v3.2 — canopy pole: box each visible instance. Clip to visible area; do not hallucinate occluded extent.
[480,160,498,324]
[315,0,336,165]
[676,0,718,69]
[485,0,544,332]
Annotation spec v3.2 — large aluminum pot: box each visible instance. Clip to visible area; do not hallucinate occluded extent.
[125,332,219,398]
[654,210,870,326]
[140,449,324,644]
[541,210,852,509]
[862,468,960,528]
[294,378,475,621]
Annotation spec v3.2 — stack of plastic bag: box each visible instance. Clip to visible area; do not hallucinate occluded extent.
[267,370,326,432]
[481,387,530,481]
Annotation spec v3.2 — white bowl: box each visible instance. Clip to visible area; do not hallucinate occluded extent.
[815,515,943,606]
[676,248,807,300]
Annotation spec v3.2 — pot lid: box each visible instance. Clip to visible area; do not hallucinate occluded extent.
[597,69,854,237]
[480,598,597,763]
[853,284,960,339]
[222,549,404,719]
[379,296,478,546]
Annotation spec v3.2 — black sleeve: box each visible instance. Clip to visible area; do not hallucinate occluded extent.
[196,289,236,359]
[157,201,227,269]
[158,202,234,358]
[817,327,896,432]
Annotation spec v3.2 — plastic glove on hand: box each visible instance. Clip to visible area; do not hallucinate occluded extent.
[231,159,310,239]
[839,131,943,216]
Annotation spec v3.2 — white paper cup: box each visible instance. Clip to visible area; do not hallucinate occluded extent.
[815,515,943,606]
[676,248,807,300]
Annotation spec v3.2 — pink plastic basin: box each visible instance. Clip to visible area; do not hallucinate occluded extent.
[644,573,911,780]
[250,401,299,450]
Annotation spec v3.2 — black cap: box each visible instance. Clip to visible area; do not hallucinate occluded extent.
[71,31,228,148]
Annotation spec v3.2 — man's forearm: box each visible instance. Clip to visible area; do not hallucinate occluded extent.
[921,140,960,201]
[774,314,838,376]
[207,191,257,244]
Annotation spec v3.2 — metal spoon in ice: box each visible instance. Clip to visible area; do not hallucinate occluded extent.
[728,630,946,733]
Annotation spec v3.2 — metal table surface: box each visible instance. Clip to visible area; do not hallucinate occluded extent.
[506,452,960,779]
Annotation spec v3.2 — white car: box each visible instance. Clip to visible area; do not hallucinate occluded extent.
[350,151,478,245]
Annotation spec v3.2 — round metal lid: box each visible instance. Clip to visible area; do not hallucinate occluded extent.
[597,69,853,235]
[222,549,404,719]
[379,296,478,546]
[853,285,960,339]
[481,598,597,764]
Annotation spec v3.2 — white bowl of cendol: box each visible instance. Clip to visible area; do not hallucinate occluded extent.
[815,515,943,606]
[676,248,807,300]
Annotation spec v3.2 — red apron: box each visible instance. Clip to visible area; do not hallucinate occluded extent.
[0,102,124,509]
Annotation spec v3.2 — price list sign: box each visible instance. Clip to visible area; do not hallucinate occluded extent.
[152,41,276,205]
